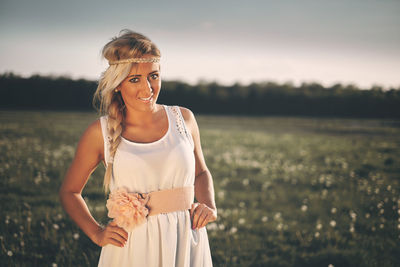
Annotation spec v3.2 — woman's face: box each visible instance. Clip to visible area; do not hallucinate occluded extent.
[117,55,161,112]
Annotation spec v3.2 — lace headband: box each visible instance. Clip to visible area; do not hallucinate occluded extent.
[108,57,160,65]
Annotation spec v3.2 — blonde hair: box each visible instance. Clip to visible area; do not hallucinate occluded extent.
[92,29,161,194]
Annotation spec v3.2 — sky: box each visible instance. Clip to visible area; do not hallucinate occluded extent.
[1,0,399,89]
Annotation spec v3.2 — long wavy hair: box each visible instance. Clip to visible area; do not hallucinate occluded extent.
[92,29,161,194]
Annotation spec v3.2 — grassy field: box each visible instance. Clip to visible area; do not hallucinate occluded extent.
[0,110,399,267]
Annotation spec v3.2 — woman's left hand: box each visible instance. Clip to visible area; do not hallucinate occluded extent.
[190,202,217,230]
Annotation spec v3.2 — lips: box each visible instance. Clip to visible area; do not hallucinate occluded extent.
[138,93,154,102]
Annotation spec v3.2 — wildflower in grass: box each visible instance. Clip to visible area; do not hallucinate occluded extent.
[276,223,283,231]
[365,213,370,219]
[371,226,376,231]
[375,188,380,194]
[27,217,31,222]
[274,212,281,220]
[73,233,80,240]
[314,232,320,238]
[13,233,17,238]
[220,178,229,187]
[262,181,271,190]
[301,205,308,212]
[52,263,57,267]
[316,223,322,230]
[242,179,249,186]
[329,220,336,227]
[229,227,237,234]
[239,202,245,208]
[397,224,400,230]
[328,264,334,267]
[379,224,384,229]
[261,216,268,222]
[218,224,225,231]
[331,207,337,214]
[40,221,45,227]
[0,235,3,240]
[387,185,392,191]
[7,250,13,257]
[217,191,225,199]
[57,214,62,220]
[53,224,59,230]
[5,219,9,224]
[325,180,332,187]
[238,218,245,225]
[349,224,355,233]
[377,202,383,209]
[379,209,384,215]
[206,223,218,231]
[321,189,328,198]
[349,211,357,221]
[367,187,372,195]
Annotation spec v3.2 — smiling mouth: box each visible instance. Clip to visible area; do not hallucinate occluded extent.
[138,93,154,102]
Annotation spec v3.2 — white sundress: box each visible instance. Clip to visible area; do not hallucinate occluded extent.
[97,104,213,267]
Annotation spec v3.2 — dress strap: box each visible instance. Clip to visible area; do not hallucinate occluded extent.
[99,116,111,167]
[169,105,194,149]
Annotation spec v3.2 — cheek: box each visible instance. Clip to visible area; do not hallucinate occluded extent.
[153,80,162,92]
[120,85,138,99]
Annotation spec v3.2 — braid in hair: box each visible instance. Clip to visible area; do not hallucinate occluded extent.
[103,91,125,194]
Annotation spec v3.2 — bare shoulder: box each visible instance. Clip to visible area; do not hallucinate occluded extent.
[77,117,104,159]
[178,106,197,129]
[178,106,195,121]
[83,118,103,140]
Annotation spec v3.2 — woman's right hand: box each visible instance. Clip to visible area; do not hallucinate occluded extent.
[92,221,128,247]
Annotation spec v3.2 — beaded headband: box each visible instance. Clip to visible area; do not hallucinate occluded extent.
[108,57,160,65]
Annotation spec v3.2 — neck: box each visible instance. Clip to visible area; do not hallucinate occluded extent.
[123,104,162,127]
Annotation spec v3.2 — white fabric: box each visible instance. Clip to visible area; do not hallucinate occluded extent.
[97,104,213,267]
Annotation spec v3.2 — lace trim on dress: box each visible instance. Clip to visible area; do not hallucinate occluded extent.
[170,106,188,137]
[169,106,194,149]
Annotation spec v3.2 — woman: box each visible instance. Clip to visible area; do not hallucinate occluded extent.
[59,29,217,266]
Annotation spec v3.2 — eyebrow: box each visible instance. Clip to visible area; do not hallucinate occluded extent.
[127,70,159,78]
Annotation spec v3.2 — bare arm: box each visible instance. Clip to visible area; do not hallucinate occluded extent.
[180,107,217,229]
[58,119,127,247]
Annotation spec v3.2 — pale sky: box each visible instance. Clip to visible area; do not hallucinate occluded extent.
[1,0,399,89]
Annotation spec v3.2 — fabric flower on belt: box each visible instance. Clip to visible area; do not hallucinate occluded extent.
[106,187,149,232]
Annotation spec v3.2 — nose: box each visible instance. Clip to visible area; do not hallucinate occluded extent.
[143,78,153,95]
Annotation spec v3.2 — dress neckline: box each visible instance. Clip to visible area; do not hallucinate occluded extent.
[120,104,170,146]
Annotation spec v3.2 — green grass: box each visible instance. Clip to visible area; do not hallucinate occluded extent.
[0,110,399,267]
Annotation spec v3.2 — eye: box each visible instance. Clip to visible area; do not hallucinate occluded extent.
[129,77,140,83]
[150,73,159,80]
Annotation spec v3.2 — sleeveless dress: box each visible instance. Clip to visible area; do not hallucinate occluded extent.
[97,104,213,267]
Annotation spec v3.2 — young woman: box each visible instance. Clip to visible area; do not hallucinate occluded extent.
[59,29,217,266]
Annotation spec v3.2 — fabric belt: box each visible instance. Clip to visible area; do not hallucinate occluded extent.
[142,185,194,216]
[106,185,194,231]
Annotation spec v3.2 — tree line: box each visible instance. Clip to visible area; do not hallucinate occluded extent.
[1,72,399,118]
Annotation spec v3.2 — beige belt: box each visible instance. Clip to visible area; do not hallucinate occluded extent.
[106,185,194,231]
[140,185,194,216]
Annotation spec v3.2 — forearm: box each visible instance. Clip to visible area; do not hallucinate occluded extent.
[194,170,217,212]
[59,191,103,242]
